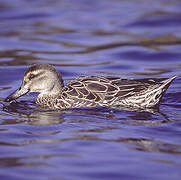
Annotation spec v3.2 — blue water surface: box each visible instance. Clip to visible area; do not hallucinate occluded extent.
[0,0,181,180]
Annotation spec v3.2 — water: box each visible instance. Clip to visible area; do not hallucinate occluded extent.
[0,0,181,179]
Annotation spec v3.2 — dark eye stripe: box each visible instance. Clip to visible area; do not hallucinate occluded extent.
[28,72,44,80]
[29,74,35,80]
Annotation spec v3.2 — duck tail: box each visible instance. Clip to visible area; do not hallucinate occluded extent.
[149,76,177,107]
[160,76,177,92]
[141,76,177,108]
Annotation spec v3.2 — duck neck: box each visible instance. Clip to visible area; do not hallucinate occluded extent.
[50,81,63,95]
[42,79,64,95]
[36,81,63,108]
[36,92,61,109]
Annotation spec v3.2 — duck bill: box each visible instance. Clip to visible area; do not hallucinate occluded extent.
[4,87,29,102]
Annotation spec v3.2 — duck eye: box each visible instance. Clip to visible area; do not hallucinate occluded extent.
[29,74,35,80]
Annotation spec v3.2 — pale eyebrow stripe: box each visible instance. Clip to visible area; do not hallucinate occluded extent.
[32,71,44,79]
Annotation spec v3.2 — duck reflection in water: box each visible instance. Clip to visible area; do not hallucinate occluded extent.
[1,98,172,126]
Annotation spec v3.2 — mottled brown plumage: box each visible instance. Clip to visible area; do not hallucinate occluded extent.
[5,64,176,110]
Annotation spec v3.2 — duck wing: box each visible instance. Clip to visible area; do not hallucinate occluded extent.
[104,77,158,101]
[62,76,164,103]
[62,76,112,102]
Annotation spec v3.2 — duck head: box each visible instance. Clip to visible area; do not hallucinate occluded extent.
[5,64,64,102]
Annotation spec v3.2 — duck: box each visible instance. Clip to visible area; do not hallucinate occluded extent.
[4,63,176,110]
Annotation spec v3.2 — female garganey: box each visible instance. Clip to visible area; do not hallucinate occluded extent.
[5,64,176,110]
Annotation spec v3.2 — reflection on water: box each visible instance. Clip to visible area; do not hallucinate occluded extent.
[0,0,181,180]
[1,99,175,126]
